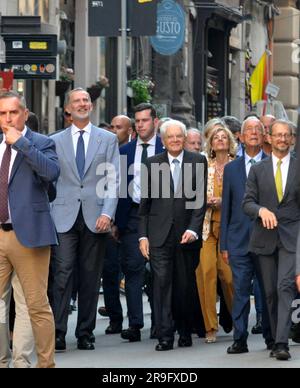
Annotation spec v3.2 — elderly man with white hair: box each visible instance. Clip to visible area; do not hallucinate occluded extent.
[139,119,207,351]
[185,128,202,153]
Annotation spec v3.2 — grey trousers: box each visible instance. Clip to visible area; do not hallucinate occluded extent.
[257,246,297,345]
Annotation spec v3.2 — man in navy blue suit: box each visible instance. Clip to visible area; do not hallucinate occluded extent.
[115,103,164,342]
[0,91,59,368]
[221,116,271,354]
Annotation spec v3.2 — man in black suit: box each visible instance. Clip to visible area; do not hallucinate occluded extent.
[139,119,207,351]
[243,120,300,361]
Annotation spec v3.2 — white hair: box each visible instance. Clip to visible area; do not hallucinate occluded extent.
[160,119,187,138]
[187,128,202,137]
[241,116,264,134]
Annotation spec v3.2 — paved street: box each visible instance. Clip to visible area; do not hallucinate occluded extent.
[50,293,300,369]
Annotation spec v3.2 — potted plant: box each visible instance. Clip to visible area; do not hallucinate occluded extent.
[128,76,155,106]
[87,75,109,102]
[56,66,74,96]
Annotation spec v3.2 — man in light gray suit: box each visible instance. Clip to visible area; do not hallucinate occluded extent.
[243,120,300,361]
[51,88,119,351]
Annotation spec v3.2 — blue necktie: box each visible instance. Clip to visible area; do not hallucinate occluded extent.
[172,159,181,190]
[76,131,85,179]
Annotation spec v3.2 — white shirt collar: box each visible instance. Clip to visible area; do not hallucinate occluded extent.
[137,135,156,147]
[168,150,184,165]
[245,150,263,164]
[272,152,290,167]
[2,126,27,144]
[71,122,92,135]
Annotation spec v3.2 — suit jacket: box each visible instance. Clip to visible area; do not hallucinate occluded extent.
[0,128,60,248]
[115,136,164,230]
[296,228,300,275]
[139,150,207,250]
[220,153,267,256]
[243,155,300,255]
[50,125,119,233]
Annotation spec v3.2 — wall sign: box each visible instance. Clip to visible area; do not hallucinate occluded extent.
[150,0,185,56]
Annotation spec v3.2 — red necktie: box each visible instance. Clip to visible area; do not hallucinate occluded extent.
[0,144,11,223]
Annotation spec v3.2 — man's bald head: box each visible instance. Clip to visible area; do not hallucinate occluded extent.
[111,115,133,146]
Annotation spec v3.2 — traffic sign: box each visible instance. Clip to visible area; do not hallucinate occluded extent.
[88,0,157,37]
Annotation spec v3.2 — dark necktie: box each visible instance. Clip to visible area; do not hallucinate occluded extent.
[76,131,85,179]
[0,144,12,223]
[141,143,150,164]
[249,159,256,165]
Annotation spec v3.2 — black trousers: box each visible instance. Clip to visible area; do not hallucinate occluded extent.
[103,235,123,324]
[150,227,199,342]
[52,209,107,338]
[120,206,146,328]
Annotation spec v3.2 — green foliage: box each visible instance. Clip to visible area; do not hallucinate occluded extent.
[128,77,154,105]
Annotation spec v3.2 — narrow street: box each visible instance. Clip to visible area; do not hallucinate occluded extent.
[51,294,300,369]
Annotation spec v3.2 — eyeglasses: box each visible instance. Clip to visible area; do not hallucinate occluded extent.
[271,133,292,140]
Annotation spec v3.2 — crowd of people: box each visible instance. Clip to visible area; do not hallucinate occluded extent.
[0,88,299,368]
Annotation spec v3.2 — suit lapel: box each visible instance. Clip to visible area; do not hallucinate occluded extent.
[84,126,102,176]
[127,140,137,169]
[155,136,164,154]
[159,151,174,192]
[9,128,33,184]
[282,156,297,201]
[264,157,279,204]
[238,156,247,184]
[60,128,79,179]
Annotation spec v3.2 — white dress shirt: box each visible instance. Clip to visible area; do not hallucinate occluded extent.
[245,150,263,178]
[71,122,92,156]
[0,126,27,223]
[168,151,184,176]
[272,153,290,195]
[71,122,110,221]
[132,135,156,204]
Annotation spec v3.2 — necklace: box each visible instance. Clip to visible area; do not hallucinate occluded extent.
[215,161,226,182]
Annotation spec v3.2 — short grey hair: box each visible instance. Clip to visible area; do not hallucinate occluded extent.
[64,87,91,107]
[187,128,202,137]
[160,119,187,139]
[270,119,294,135]
[0,91,27,109]
[241,116,264,134]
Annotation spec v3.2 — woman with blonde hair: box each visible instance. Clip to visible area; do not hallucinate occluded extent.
[196,124,237,343]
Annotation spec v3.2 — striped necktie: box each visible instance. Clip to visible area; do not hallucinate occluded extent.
[0,144,11,223]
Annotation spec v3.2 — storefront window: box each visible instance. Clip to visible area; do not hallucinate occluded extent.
[19,0,49,23]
